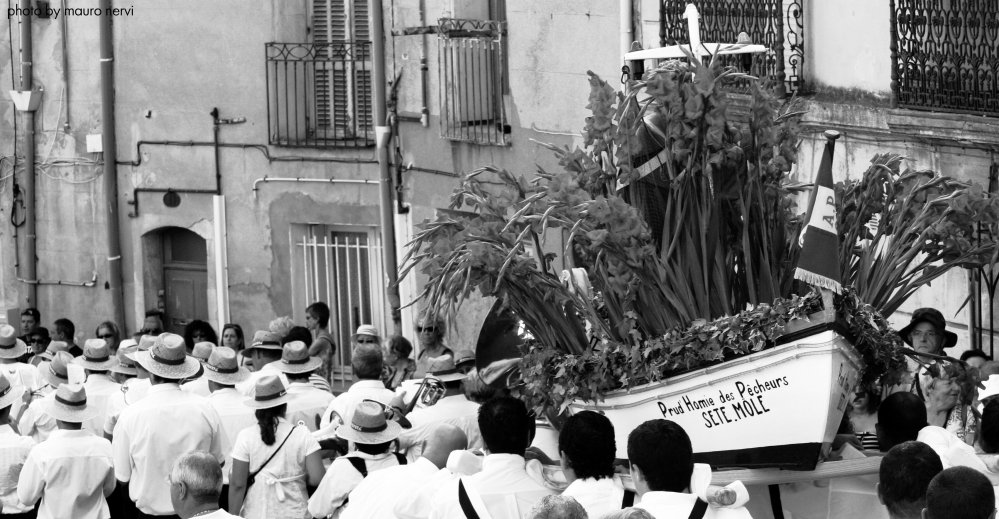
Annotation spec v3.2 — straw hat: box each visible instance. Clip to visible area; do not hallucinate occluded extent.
[44,383,98,423]
[111,344,139,377]
[429,368,467,383]
[245,330,282,354]
[335,399,402,444]
[244,375,291,409]
[46,351,73,387]
[134,333,201,380]
[74,339,116,371]
[203,347,250,385]
[123,335,157,362]
[273,341,322,374]
[0,373,25,409]
[191,341,215,362]
[0,325,27,359]
[39,341,71,361]
[352,325,381,343]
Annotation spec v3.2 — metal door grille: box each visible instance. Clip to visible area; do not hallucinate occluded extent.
[293,225,386,386]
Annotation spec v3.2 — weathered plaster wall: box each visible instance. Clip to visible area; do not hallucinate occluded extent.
[807,0,892,94]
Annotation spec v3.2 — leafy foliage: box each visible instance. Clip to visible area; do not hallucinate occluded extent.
[837,155,999,315]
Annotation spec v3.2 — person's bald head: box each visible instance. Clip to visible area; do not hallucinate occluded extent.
[421,423,468,469]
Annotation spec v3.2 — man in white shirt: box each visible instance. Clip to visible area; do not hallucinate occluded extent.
[315,344,394,440]
[103,340,153,440]
[342,423,467,519]
[428,396,555,519]
[398,370,484,461]
[629,419,752,519]
[0,372,35,517]
[272,341,332,431]
[201,346,253,499]
[19,351,74,442]
[168,451,244,519]
[876,441,942,519]
[180,342,215,397]
[18,383,116,519]
[0,324,41,419]
[234,330,287,396]
[74,339,121,436]
[112,333,224,517]
[308,400,407,518]
[559,410,628,517]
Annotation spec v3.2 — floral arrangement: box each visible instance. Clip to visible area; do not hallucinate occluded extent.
[402,52,998,416]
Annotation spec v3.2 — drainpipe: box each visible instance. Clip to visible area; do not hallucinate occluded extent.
[621,0,633,62]
[370,0,401,335]
[17,0,37,310]
[100,0,126,331]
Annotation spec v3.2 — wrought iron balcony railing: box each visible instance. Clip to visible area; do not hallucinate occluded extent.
[265,42,375,148]
[890,0,999,116]
[658,0,804,97]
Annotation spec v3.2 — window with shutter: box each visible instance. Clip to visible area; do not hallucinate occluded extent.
[438,18,510,146]
[264,0,374,148]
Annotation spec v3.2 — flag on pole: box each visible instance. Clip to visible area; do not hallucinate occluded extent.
[795,130,842,294]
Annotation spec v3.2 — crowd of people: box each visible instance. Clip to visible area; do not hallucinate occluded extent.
[2,303,999,519]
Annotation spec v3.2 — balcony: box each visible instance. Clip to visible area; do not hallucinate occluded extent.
[265,41,375,148]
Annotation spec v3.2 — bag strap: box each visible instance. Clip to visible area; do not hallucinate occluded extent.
[347,456,368,477]
[687,498,708,519]
[249,425,297,484]
[621,490,635,508]
[457,479,481,519]
[395,452,408,465]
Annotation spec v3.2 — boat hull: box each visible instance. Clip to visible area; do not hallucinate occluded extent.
[567,329,862,470]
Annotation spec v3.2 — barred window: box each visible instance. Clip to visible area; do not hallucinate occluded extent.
[290,224,387,387]
[891,0,999,115]
[265,0,373,148]
[438,18,510,146]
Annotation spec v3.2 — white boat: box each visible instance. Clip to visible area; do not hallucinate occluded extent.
[567,328,862,470]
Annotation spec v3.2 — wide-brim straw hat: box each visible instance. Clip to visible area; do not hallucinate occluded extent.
[124,335,157,362]
[336,399,402,444]
[191,341,215,362]
[244,374,292,409]
[134,333,201,380]
[74,339,116,371]
[46,352,73,388]
[44,384,98,423]
[203,346,250,385]
[111,344,139,376]
[244,330,283,354]
[39,341,70,361]
[273,340,322,374]
[429,368,467,383]
[0,374,25,409]
[899,307,958,349]
[0,325,27,359]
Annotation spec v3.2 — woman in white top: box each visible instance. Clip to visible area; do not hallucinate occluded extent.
[228,375,324,518]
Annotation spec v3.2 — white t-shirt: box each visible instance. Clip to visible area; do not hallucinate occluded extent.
[231,418,320,519]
